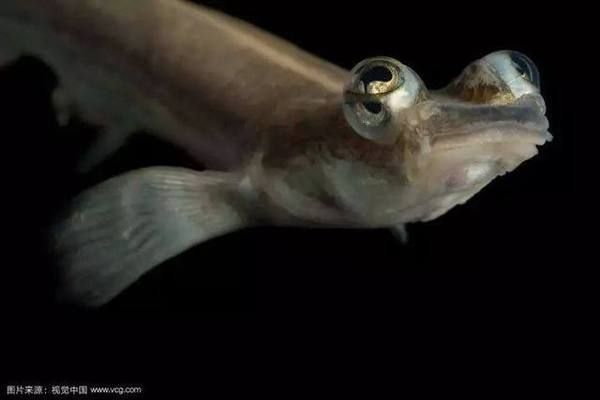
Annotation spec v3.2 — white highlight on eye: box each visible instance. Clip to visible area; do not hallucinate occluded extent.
[385,65,421,112]
[481,51,539,98]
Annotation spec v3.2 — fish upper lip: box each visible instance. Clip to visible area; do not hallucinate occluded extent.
[414,93,552,150]
[432,96,551,145]
[430,120,552,150]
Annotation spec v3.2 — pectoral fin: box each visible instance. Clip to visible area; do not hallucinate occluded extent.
[52,167,252,307]
[390,224,409,244]
[76,126,131,173]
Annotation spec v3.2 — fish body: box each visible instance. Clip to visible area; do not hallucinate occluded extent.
[0,0,551,305]
[0,0,346,170]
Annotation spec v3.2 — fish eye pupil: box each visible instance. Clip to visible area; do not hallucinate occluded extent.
[509,52,540,88]
[362,102,382,114]
[512,57,529,78]
[360,65,393,87]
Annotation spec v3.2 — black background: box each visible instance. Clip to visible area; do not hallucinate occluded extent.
[2,0,580,387]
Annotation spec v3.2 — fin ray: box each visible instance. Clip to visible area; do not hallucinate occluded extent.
[52,167,251,306]
[390,224,409,244]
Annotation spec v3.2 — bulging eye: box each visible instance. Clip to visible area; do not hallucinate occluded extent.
[343,57,423,143]
[481,50,541,97]
[355,63,400,95]
[508,51,540,88]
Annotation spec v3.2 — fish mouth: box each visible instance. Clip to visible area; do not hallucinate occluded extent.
[424,94,551,151]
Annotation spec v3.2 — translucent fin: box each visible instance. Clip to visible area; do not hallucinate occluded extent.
[51,167,250,306]
[390,224,409,244]
[76,127,132,173]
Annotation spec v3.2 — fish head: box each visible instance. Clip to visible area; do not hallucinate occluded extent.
[332,50,551,225]
[258,51,551,227]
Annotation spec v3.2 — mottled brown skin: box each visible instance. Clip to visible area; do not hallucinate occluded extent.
[262,99,403,168]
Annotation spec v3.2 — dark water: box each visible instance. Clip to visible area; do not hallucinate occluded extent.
[1,0,580,387]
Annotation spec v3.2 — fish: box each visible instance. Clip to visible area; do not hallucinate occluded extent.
[0,0,552,306]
